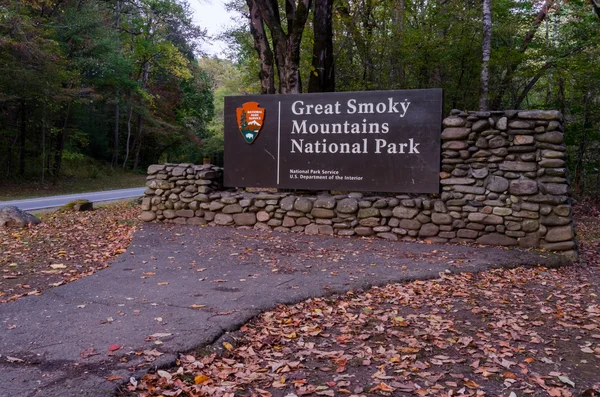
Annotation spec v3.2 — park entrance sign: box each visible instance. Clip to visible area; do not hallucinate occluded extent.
[224,89,442,193]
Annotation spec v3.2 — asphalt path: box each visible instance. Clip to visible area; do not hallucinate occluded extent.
[0,223,567,397]
[0,187,146,211]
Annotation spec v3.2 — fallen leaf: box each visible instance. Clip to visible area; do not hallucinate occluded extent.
[108,344,121,351]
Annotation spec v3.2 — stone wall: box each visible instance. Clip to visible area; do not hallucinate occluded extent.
[141,110,576,260]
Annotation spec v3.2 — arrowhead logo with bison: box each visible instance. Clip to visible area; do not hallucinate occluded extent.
[236,102,265,144]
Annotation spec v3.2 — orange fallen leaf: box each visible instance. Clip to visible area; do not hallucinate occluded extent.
[194,374,211,384]
[106,375,122,381]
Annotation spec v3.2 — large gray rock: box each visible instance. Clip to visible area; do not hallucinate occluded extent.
[441,128,470,140]
[392,206,419,219]
[399,219,421,230]
[472,120,490,132]
[280,196,296,211]
[311,208,335,219]
[431,213,452,225]
[496,117,508,130]
[140,211,156,222]
[439,178,475,185]
[418,223,440,237]
[294,197,313,213]
[147,164,165,175]
[171,167,186,177]
[509,179,538,195]
[518,110,562,120]
[357,207,379,219]
[541,183,568,195]
[214,213,234,225]
[336,198,358,213]
[486,176,509,193]
[442,116,466,128]
[536,131,564,144]
[314,197,336,209]
[233,213,257,226]
[499,162,537,172]
[545,225,574,243]
[222,204,243,214]
[508,120,535,129]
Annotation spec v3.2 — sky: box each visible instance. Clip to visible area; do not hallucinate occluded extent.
[189,0,235,56]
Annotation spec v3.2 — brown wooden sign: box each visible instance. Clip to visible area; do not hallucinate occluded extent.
[224,89,442,193]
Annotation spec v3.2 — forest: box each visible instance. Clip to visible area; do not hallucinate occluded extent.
[0,0,599,197]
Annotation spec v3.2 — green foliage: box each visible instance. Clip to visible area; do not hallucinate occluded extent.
[224,0,600,197]
[0,0,216,182]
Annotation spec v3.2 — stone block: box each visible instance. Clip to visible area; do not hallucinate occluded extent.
[222,204,243,214]
[175,209,194,218]
[294,197,313,213]
[214,213,234,225]
[443,116,466,128]
[314,196,336,209]
[499,162,537,172]
[486,176,509,192]
[545,225,574,243]
[536,131,564,144]
[358,207,380,218]
[509,179,538,195]
[140,211,156,222]
[442,127,470,140]
[336,198,358,213]
[377,232,398,241]
[476,233,517,246]
[256,211,270,222]
[418,223,439,237]
[355,227,374,236]
[233,213,257,226]
[311,208,335,218]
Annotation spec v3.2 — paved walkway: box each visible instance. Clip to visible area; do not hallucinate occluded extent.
[0,224,567,397]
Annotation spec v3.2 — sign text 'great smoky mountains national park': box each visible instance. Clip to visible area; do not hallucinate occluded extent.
[224,89,442,193]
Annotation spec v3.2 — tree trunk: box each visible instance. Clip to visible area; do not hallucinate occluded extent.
[41,107,46,184]
[247,0,276,94]
[113,95,120,166]
[19,101,26,177]
[52,101,71,179]
[573,91,591,196]
[133,125,143,171]
[254,0,312,94]
[123,105,133,169]
[479,0,492,111]
[491,0,552,109]
[112,1,122,166]
[391,0,405,86]
[308,0,334,92]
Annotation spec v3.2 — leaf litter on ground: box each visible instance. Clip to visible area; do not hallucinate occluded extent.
[123,202,600,397]
[0,202,140,303]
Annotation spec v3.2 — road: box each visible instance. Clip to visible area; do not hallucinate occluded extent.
[0,187,146,211]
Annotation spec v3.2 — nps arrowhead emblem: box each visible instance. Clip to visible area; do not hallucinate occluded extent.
[236,102,265,144]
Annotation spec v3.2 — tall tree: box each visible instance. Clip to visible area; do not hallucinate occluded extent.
[308,0,334,92]
[246,0,276,94]
[479,0,492,110]
[249,0,312,94]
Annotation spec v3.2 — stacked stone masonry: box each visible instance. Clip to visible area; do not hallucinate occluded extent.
[141,110,576,260]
